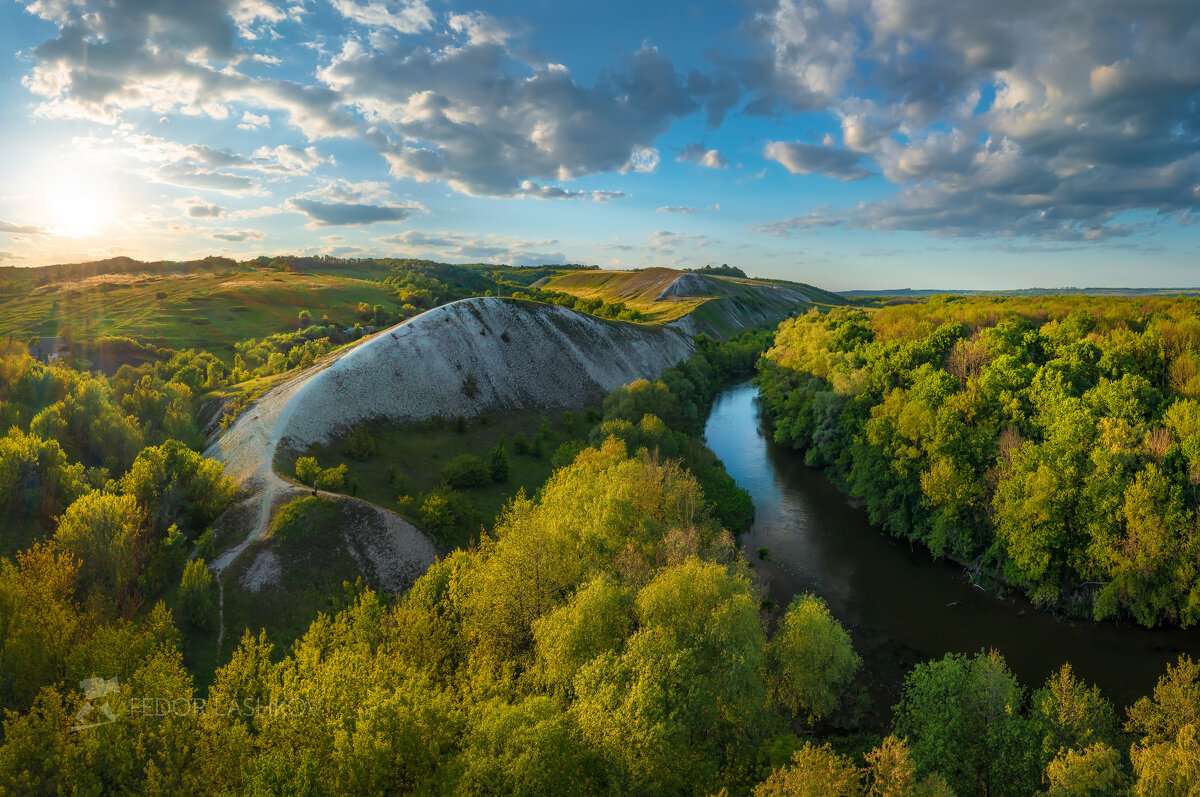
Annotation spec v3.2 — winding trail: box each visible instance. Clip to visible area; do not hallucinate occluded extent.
[203,297,696,656]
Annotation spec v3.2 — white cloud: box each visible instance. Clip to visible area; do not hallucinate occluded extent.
[750,0,1200,239]
[677,143,727,169]
[328,0,434,34]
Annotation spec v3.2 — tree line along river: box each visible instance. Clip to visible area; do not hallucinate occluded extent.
[704,381,1200,719]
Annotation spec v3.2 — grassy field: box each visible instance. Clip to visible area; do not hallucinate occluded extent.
[0,262,403,354]
[537,267,847,336]
[293,409,595,548]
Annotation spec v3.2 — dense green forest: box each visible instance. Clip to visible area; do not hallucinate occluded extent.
[2,274,1200,793]
[758,296,1200,627]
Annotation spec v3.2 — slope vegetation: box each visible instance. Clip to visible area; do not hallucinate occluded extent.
[535,266,843,338]
[206,297,695,577]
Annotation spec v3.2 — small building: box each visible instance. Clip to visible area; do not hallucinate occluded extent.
[32,336,70,363]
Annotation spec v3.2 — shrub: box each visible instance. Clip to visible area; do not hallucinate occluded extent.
[461,373,479,399]
[513,432,532,455]
[489,442,510,481]
[454,415,467,433]
[320,464,348,491]
[551,440,586,469]
[344,426,378,460]
[196,529,216,560]
[179,558,216,630]
[418,488,478,537]
[295,456,322,486]
[441,454,491,488]
[419,492,456,536]
[271,496,339,543]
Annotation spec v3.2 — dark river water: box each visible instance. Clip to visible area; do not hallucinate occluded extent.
[704,381,1200,718]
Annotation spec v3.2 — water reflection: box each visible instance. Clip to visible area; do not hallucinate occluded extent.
[705,381,1200,714]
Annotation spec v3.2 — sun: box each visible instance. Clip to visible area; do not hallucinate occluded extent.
[36,168,121,237]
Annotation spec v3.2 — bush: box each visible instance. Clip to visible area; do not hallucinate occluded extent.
[320,464,348,491]
[271,496,339,543]
[441,454,491,488]
[196,529,216,560]
[344,426,378,460]
[419,492,456,536]
[454,415,467,433]
[418,488,478,538]
[513,432,532,455]
[489,442,510,481]
[295,456,321,486]
[179,558,216,630]
[551,440,586,469]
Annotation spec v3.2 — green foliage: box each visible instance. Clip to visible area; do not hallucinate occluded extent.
[54,491,145,604]
[0,428,88,550]
[441,453,491,488]
[894,651,1042,796]
[757,296,1200,626]
[119,440,236,539]
[270,496,339,543]
[766,594,861,723]
[179,558,216,630]
[488,441,510,481]
[344,425,379,459]
[295,455,321,486]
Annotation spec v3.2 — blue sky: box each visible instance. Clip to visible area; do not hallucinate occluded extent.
[1,0,1198,290]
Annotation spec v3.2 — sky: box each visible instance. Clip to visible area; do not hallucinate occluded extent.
[0,0,1198,290]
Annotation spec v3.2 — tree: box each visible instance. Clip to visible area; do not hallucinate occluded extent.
[893,651,1040,796]
[298,309,313,328]
[753,743,863,797]
[179,558,216,630]
[1043,744,1128,796]
[488,441,510,481]
[54,491,146,603]
[766,594,860,724]
[295,456,321,486]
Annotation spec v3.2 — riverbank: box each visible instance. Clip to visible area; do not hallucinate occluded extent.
[704,381,1200,718]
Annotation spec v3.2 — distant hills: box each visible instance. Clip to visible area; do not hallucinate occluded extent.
[840,286,1200,298]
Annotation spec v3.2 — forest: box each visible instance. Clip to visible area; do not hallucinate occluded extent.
[1,270,1199,793]
[757,296,1200,626]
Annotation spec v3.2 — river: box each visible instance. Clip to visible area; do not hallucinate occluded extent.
[704,381,1200,718]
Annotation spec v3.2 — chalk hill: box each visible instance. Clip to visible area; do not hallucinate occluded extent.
[206,297,695,599]
[534,266,843,338]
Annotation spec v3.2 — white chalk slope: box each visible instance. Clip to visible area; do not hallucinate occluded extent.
[206,297,696,591]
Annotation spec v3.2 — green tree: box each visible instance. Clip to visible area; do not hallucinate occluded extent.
[295,456,321,486]
[766,594,861,724]
[894,651,1040,796]
[179,558,216,630]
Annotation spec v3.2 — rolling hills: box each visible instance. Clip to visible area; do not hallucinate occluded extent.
[533,266,844,337]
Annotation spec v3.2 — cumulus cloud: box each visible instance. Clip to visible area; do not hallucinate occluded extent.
[764,140,872,180]
[324,39,701,196]
[519,181,625,202]
[177,197,227,218]
[329,0,433,34]
[21,0,359,138]
[238,111,270,130]
[749,0,1200,240]
[285,180,424,227]
[287,198,419,227]
[677,143,727,169]
[209,229,265,241]
[0,220,46,235]
[16,0,735,203]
